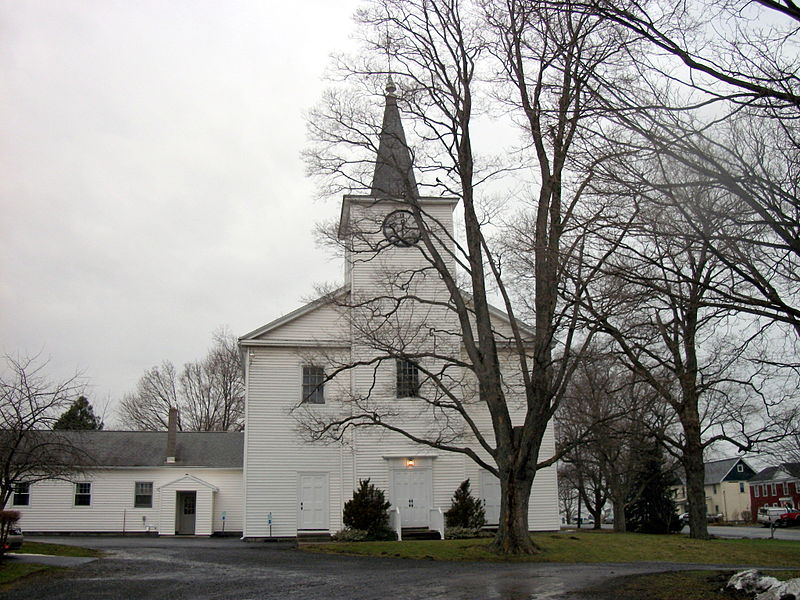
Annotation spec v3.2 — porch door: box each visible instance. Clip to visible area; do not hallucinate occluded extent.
[392,468,432,528]
[176,491,197,535]
[480,471,501,525]
[298,473,329,531]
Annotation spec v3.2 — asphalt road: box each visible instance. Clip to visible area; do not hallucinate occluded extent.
[570,524,800,541]
[706,525,800,541]
[1,536,763,600]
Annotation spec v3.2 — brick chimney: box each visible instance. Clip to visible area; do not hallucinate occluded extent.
[165,406,178,464]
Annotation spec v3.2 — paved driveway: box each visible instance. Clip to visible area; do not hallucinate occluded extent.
[3,536,763,600]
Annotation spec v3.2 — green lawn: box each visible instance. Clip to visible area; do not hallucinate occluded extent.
[0,541,99,587]
[15,541,101,558]
[0,563,57,586]
[302,531,800,566]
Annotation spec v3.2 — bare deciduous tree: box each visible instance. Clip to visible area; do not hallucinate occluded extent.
[301,0,633,554]
[0,353,88,510]
[119,328,244,431]
[585,162,799,538]
[557,464,579,524]
[118,361,179,431]
[557,349,660,532]
[574,0,800,110]
[554,0,800,337]
[181,329,244,432]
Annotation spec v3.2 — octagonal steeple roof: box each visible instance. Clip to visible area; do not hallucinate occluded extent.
[370,77,419,199]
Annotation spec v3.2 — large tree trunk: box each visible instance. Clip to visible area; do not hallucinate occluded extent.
[611,491,627,532]
[492,471,538,554]
[683,433,709,539]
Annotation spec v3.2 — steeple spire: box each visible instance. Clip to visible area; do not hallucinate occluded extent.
[370,77,419,198]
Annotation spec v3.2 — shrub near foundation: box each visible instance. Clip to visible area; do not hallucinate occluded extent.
[342,479,395,540]
[332,528,369,542]
[445,479,486,530]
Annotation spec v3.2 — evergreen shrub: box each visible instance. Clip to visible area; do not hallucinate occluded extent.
[445,479,486,529]
[342,478,395,540]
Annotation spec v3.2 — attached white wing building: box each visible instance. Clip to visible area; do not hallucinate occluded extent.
[10,427,243,536]
[238,82,559,539]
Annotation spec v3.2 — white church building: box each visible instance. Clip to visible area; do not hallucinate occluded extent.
[237,81,559,539]
[10,82,558,539]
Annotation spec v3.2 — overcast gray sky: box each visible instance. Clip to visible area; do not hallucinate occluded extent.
[0,0,360,423]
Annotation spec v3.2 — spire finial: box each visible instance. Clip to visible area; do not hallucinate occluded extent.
[386,75,397,96]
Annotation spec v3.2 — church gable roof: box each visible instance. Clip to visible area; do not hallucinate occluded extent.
[240,284,531,351]
[238,285,350,345]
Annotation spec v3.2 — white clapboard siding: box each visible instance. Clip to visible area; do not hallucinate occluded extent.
[241,195,560,536]
[13,468,242,534]
[243,347,351,537]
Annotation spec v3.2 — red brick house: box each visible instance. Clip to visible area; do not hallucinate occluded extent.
[749,463,800,514]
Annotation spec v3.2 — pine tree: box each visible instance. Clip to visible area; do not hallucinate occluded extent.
[625,443,680,534]
[53,396,103,430]
[342,479,393,539]
[445,479,486,529]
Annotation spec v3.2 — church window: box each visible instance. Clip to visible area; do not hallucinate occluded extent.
[302,366,325,404]
[396,359,419,398]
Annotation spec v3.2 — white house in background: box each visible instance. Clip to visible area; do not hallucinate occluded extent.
[671,457,756,522]
[238,81,560,539]
[11,418,243,536]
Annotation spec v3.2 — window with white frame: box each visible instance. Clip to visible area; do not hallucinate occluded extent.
[134,482,153,508]
[772,483,777,496]
[302,366,325,404]
[754,485,760,497]
[12,482,30,506]
[739,482,745,493]
[74,482,91,506]
[396,359,419,398]
[737,464,744,472]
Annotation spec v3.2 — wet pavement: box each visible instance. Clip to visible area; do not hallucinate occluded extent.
[1,536,772,599]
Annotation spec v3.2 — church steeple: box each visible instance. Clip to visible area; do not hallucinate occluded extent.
[370,77,419,198]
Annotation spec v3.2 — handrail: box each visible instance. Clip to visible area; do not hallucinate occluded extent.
[429,507,445,540]
[389,506,402,541]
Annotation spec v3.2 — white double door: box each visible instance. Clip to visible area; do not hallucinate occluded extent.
[298,473,329,531]
[392,468,432,528]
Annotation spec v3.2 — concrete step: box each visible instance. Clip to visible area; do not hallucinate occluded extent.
[401,528,441,540]
[297,532,332,542]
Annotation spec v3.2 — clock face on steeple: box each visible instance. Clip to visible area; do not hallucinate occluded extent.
[382,209,422,247]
